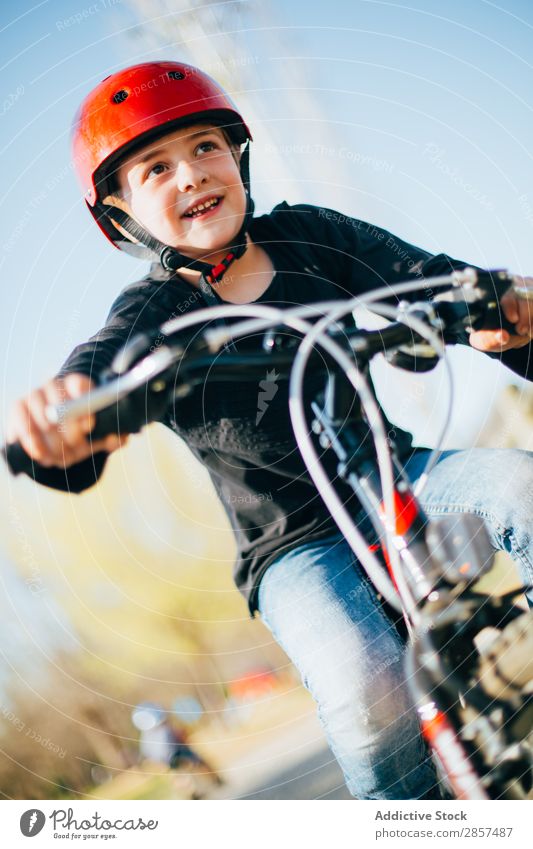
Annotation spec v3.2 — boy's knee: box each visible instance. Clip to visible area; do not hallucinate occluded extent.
[422,447,533,522]
[486,449,533,522]
[309,640,408,741]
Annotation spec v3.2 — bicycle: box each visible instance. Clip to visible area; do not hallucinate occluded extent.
[5,267,533,800]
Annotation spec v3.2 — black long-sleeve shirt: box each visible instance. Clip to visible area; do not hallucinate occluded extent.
[28,203,533,612]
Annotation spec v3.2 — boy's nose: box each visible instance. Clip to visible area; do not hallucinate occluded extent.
[175,158,208,193]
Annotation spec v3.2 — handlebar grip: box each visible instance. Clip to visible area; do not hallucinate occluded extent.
[2,441,37,476]
[89,385,169,440]
[471,270,521,336]
[2,389,165,478]
[90,406,124,441]
[476,306,517,336]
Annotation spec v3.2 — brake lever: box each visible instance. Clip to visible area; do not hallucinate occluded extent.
[435,268,518,337]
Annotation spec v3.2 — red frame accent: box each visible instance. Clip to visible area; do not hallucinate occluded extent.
[378,489,419,536]
[376,489,420,586]
[421,709,487,800]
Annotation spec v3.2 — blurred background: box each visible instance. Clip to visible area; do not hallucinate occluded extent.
[1,0,533,800]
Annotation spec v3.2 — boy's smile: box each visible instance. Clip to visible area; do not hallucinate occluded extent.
[181,194,223,219]
[115,123,246,265]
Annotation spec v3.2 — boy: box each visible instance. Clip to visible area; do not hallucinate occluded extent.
[6,61,533,799]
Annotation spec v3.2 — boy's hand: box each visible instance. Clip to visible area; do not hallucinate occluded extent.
[5,373,128,468]
[469,275,533,353]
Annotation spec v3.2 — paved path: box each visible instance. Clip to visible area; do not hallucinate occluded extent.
[210,711,352,800]
[234,746,352,799]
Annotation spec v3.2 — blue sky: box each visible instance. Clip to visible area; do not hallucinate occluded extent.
[2,0,533,444]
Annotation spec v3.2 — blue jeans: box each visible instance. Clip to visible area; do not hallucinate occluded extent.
[257,448,533,800]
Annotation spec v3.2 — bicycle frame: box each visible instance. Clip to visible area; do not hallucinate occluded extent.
[308,361,531,800]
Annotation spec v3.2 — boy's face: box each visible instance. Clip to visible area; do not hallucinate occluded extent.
[115,123,246,260]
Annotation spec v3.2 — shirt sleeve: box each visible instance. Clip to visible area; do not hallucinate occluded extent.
[58,278,158,381]
[287,203,467,296]
[28,269,172,493]
[289,204,533,382]
[23,453,109,494]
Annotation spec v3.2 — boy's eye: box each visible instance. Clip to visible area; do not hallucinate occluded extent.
[146,162,167,179]
[195,140,217,155]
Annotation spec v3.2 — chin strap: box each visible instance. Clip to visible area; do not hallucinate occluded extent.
[95,141,255,286]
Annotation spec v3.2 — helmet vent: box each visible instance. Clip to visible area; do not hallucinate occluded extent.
[167,70,185,81]
[112,89,129,104]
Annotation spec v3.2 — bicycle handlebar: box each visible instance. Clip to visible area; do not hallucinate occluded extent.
[3,268,528,477]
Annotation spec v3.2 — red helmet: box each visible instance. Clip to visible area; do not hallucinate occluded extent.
[71,60,253,258]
